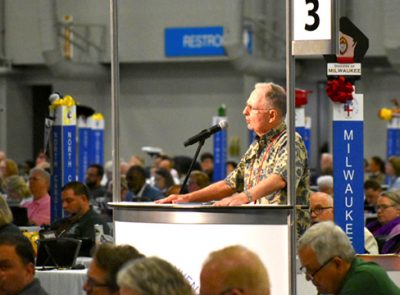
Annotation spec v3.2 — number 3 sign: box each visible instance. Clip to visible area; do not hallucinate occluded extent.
[292,0,338,55]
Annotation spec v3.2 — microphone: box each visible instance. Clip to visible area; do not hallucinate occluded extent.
[184,120,228,147]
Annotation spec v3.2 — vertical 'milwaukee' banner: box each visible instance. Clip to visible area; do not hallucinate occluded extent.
[51,96,76,222]
[333,94,364,253]
[325,17,368,253]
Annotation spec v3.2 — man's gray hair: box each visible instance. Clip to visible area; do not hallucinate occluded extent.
[29,167,50,183]
[316,175,333,191]
[117,256,195,295]
[255,82,287,117]
[298,221,355,264]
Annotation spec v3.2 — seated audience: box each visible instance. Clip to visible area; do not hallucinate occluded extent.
[117,256,195,295]
[226,160,237,176]
[310,192,378,254]
[200,245,270,295]
[83,243,144,294]
[154,168,175,196]
[50,181,110,256]
[0,150,5,163]
[4,175,31,207]
[124,165,163,201]
[166,184,183,196]
[316,175,334,195]
[0,234,49,294]
[128,155,145,168]
[85,164,107,202]
[0,196,22,235]
[158,155,180,185]
[35,150,50,170]
[364,179,382,213]
[386,156,400,191]
[367,156,386,186]
[200,152,214,181]
[367,191,400,253]
[187,170,210,193]
[320,152,333,175]
[0,158,19,193]
[107,176,129,200]
[120,161,132,177]
[21,168,51,226]
[298,221,400,295]
[173,155,201,182]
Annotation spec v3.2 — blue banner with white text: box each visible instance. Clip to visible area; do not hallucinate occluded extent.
[333,121,364,253]
[213,116,227,182]
[165,27,225,57]
[78,127,90,182]
[51,125,76,222]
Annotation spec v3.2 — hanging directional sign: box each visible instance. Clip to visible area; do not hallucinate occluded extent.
[292,0,339,56]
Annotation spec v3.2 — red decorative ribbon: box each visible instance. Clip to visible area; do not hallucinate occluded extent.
[325,76,354,103]
[295,89,310,108]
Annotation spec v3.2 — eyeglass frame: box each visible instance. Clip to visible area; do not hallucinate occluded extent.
[84,276,111,290]
[300,256,335,281]
[219,287,244,295]
[376,204,397,211]
[244,104,276,114]
[309,206,333,215]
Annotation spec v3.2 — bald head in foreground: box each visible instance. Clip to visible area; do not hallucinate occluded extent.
[200,245,270,295]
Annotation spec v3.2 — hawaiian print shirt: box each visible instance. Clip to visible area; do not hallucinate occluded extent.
[224,122,310,236]
[225,122,309,205]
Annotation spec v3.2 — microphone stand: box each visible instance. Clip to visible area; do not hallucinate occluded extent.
[179,139,205,194]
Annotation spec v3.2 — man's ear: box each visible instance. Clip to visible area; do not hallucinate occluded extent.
[333,256,343,269]
[26,262,35,277]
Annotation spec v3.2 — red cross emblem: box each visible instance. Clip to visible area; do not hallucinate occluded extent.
[344,103,353,116]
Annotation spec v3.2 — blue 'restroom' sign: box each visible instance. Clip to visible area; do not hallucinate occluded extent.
[165,27,225,57]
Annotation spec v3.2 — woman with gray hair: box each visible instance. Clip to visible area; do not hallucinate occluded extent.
[0,196,22,235]
[367,191,400,253]
[117,256,195,295]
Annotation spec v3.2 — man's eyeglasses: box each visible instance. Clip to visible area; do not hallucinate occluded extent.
[84,277,110,290]
[219,288,244,295]
[300,257,335,281]
[309,206,333,215]
[376,204,396,210]
[244,104,275,114]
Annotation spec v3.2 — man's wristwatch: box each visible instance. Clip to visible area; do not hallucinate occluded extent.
[244,190,253,203]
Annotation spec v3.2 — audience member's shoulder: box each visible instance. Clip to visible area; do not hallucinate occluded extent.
[0,223,23,236]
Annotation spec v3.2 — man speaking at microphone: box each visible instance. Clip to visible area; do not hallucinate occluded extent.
[157,82,310,230]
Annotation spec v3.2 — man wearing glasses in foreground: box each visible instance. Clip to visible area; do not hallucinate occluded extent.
[298,221,400,295]
[83,243,144,295]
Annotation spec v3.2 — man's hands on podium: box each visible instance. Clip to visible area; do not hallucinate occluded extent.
[213,193,249,206]
[155,194,191,204]
[156,192,250,206]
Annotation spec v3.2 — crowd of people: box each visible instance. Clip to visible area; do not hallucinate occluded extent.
[1,81,400,294]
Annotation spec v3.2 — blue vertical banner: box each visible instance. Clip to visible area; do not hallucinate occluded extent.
[295,107,306,138]
[88,113,105,166]
[386,118,400,159]
[333,94,364,253]
[248,130,256,146]
[77,117,90,182]
[213,116,227,182]
[304,116,312,158]
[50,96,76,222]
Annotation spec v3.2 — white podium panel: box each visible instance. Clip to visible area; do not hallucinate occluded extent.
[112,203,291,295]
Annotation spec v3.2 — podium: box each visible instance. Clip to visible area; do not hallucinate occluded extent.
[111,202,293,295]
